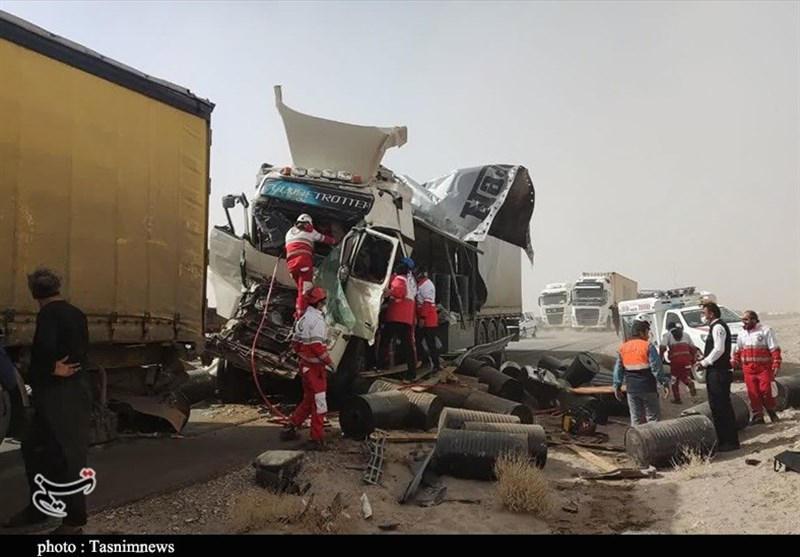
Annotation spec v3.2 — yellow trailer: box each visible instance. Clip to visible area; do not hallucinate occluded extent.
[0,11,214,434]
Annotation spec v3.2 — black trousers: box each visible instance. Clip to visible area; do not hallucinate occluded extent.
[415,327,441,369]
[22,380,91,526]
[706,369,739,447]
[379,322,416,376]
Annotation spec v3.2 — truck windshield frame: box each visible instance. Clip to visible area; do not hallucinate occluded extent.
[541,293,567,306]
[573,286,604,301]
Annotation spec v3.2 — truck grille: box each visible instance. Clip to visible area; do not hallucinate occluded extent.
[575,308,599,326]
[545,309,564,325]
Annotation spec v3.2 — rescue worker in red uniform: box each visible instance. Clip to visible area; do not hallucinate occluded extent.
[659,322,699,404]
[414,264,441,372]
[284,214,336,317]
[280,287,333,450]
[379,259,417,381]
[732,310,782,424]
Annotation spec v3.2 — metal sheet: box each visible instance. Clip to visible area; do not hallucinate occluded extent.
[400,165,535,263]
[274,85,407,181]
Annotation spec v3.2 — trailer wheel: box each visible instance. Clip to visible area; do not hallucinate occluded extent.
[475,320,488,346]
[486,320,498,343]
[497,320,508,339]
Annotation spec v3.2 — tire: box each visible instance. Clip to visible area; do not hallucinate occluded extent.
[497,320,508,339]
[486,320,498,343]
[474,320,487,346]
[327,338,366,412]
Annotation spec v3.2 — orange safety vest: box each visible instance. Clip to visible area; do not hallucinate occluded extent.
[620,339,651,372]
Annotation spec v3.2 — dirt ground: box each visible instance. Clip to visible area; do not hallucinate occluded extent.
[85,315,800,535]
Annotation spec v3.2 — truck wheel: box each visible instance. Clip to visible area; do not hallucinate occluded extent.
[327,338,366,412]
[475,321,488,345]
[498,320,508,339]
[486,320,498,343]
[216,360,252,403]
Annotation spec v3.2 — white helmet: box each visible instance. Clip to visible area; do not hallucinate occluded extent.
[296,213,313,225]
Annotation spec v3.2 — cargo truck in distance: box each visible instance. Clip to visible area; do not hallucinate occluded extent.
[0,11,214,441]
[570,272,637,330]
[538,282,572,327]
[206,86,535,407]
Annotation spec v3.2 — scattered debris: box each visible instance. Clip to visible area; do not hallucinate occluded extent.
[583,466,657,481]
[745,458,761,466]
[363,429,387,485]
[360,493,373,519]
[566,445,619,473]
[398,449,435,504]
[562,503,579,514]
[378,522,399,531]
[774,450,800,473]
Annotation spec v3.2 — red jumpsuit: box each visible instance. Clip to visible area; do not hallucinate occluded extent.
[732,324,781,418]
[284,224,335,316]
[288,305,332,441]
[379,273,417,377]
[660,331,699,402]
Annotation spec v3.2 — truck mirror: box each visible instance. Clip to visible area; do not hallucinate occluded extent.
[222,195,236,209]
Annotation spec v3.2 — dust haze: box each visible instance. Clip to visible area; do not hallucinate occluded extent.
[4,0,797,312]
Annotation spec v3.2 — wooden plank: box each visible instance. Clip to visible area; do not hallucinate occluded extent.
[569,385,626,395]
[566,444,620,473]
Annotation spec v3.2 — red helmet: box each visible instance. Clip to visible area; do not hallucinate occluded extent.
[305,287,327,305]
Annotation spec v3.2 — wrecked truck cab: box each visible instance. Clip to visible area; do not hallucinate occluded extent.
[206,86,536,407]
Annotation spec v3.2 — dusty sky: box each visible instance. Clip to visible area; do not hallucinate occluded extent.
[4,0,798,313]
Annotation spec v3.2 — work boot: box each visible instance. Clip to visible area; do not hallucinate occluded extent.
[50,523,83,535]
[750,415,765,425]
[767,410,780,423]
[670,398,682,404]
[2,507,47,529]
[280,424,299,441]
[688,382,697,397]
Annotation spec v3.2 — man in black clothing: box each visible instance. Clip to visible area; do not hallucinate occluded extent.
[2,269,92,535]
[697,302,740,452]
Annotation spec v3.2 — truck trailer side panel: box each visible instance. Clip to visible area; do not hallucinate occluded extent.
[477,236,523,314]
[0,36,210,348]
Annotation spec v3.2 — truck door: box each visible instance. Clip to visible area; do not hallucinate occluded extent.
[339,228,400,342]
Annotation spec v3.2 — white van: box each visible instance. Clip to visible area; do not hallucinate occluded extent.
[618,290,742,383]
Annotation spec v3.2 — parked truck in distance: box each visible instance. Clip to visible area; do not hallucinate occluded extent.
[206,86,535,406]
[0,11,214,438]
[570,272,637,330]
[538,282,572,327]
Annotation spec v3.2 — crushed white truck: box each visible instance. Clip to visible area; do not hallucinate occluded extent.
[538,282,572,327]
[570,272,637,330]
[205,87,536,406]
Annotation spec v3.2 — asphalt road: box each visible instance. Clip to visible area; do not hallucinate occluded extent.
[0,415,286,531]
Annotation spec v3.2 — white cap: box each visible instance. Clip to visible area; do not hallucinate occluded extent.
[296,213,313,225]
